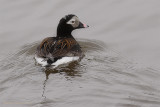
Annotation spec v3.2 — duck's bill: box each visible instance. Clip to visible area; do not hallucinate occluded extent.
[78,22,89,28]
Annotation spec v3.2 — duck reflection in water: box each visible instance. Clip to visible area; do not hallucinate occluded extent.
[41,60,83,98]
[44,61,82,79]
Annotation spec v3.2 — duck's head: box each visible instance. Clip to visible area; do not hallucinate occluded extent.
[57,14,89,37]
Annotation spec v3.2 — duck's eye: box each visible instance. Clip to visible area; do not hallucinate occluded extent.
[71,21,75,24]
[66,18,76,25]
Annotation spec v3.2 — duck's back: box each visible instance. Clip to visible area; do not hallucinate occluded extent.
[36,37,82,64]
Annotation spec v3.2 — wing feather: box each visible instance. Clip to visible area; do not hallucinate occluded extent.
[36,37,82,58]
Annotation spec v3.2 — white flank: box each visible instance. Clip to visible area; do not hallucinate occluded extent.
[35,55,79,67]
[51,56,79,68]
[35,55,48,67]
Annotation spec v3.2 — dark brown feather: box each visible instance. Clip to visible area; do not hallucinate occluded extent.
[36,37,82,58]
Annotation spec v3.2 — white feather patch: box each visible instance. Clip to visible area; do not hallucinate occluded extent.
[35,55,79,67]
[35,55,48,67]
[51,56,79,68]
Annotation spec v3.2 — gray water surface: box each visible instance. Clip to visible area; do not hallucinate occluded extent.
[1,0,160,107]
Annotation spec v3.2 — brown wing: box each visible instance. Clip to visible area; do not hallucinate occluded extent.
[36,37,56,57]
[36,37,82,58]
[51,38,82,57]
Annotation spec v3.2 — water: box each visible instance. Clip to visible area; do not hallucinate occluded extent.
[1,0,160,107]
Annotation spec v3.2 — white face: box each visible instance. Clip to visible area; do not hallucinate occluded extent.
[66,16,80,28]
